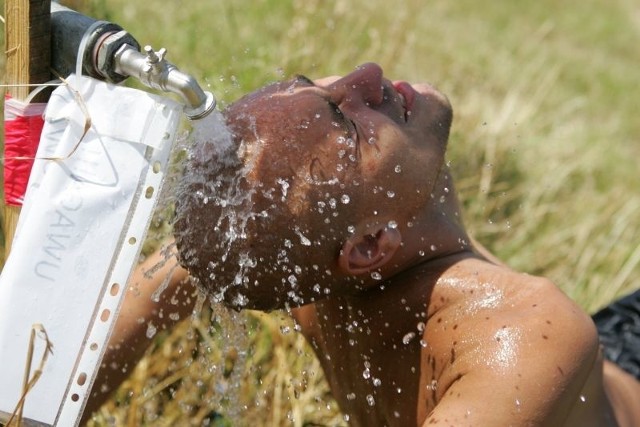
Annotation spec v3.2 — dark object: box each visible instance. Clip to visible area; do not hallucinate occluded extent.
[592,289,640,381]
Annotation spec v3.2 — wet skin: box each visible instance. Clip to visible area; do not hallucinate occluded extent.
[179,63,640,426]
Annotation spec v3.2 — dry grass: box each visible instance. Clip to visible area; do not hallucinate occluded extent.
[2,0,639,425]
[89,307,343,427]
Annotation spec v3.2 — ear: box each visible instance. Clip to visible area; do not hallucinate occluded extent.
[338,226,402,275]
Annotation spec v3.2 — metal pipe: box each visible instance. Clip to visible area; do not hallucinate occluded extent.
[50,2,216,119]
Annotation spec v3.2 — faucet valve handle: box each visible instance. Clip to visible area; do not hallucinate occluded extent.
[116,43,216,120]
[143,45,167,65]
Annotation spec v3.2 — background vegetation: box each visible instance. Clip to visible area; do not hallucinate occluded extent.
[1,0,639,425]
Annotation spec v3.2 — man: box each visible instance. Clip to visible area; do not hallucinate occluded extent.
[174,63,640,426]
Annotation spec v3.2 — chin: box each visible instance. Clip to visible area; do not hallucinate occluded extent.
[413,83,451,108]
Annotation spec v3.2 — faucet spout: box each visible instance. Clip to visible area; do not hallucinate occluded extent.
[114,45,216,120]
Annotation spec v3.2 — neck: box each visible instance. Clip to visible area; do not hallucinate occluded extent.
[390,165,471,267]
[341,167,474,294]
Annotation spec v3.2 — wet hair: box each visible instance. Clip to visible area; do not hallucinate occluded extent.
[174,83,356,311]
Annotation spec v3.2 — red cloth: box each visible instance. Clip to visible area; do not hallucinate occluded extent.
[4,94,47,206]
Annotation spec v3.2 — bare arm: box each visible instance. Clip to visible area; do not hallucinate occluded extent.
[83,243,196,418]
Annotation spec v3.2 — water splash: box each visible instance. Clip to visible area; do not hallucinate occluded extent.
[174,110,265,307]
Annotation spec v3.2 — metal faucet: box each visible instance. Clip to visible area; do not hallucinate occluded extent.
[114,44,215,120]
[50,2,216,120]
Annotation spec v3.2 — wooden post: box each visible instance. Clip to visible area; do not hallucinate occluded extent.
[3,0,51,261]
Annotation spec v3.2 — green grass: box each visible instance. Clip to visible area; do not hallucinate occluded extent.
[2,0,639,425]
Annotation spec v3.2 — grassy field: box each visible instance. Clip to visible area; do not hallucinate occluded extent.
[2,0,639,425]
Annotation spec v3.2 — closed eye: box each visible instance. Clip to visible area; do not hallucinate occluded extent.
[326,100,361,162]
[327,100,358,142]
[327,100,345,122]
[294,74,315,86]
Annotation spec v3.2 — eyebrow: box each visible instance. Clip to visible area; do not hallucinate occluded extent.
[293,74,315,86]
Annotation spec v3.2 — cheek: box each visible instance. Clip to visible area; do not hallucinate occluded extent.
[308,135,358,182]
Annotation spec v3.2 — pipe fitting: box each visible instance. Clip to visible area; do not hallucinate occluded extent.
[94,30,140,83]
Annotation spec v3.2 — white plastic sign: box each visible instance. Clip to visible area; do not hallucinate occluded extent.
[0,74,181,426]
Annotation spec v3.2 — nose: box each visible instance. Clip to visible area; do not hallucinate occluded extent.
[327,63,384,107]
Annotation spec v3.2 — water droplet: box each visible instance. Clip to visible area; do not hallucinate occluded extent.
[366,394,375,406]
[373,378,382,387]
[387,220,398,229]
[146,323,157,339]
[347,225,356,234]
[341,194,350,204]
[430,244,437,251]
[294,228,312,246]
[347,392,356,401]
[288,275,298,288]
[402,332,416,344]
[232,293,248,307]
[362,369,371,379]
[371,272,382,280]
[280,325,291,334]
[368,137,377,145]
[394,165,402,173]
[387,191,395,198]
[277,177,290,201]
[579,395,586,403]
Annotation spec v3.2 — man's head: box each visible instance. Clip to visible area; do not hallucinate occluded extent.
[174,63,454,310]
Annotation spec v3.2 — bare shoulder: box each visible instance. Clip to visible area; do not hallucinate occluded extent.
[432,259,598,357]
[423,259,600,426]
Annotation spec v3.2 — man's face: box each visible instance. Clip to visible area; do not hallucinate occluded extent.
[233,62,453,227]
[177,63,454,310]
